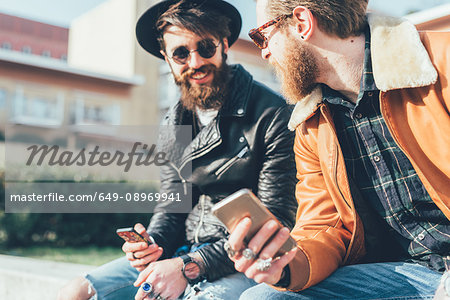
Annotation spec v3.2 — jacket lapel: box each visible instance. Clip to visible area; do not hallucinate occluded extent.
[368,14,437,91]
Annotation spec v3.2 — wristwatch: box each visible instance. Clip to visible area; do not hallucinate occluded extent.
[180,254,203,284]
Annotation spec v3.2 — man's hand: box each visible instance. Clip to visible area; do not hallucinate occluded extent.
[228,217,298,285]
[122,223,164,272]
[133,257,188,300]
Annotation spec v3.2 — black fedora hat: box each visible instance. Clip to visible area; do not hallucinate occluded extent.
[136,0,242,59]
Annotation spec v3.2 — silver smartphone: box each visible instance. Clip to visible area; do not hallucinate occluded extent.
[212,188,296,256]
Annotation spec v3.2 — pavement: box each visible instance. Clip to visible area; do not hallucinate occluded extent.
[0,254,95,300]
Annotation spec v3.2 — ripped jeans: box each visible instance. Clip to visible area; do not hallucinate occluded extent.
[182,272,256,300]
[85,252,255,299]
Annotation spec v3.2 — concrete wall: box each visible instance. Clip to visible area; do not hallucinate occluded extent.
[68,0,137,78]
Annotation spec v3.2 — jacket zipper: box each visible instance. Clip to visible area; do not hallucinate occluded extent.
[332,145,351,209]
[169,127,223,243]
[322,104,364,263]
[179,138,222,171]
[194,194,206,243]
[214,146,249,177]
[193,196,228,249]
[321,105,351,209]
[169,138,223,195]
[168,161,188,195]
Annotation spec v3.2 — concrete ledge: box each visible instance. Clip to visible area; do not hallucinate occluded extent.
[0,254,95,300]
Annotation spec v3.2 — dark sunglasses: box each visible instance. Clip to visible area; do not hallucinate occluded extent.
[167,39,221,65]
[248,14,292,49]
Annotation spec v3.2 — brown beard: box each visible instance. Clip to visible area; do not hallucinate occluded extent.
[271,37,319,104]
[173,55,230,111]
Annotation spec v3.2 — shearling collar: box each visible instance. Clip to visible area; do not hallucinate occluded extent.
[287,14,438,131]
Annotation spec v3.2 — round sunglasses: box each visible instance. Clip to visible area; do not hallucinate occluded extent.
[167,39,221,65]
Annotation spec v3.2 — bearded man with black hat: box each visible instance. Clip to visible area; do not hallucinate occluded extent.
[58,0,297,299]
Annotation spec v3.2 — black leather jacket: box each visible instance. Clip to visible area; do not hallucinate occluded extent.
[147,64,297,282]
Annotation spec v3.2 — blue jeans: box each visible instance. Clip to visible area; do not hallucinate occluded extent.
[85,256,256,299]
[239,262,443,300]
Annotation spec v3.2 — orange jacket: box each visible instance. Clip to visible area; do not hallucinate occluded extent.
[282,15,450,291]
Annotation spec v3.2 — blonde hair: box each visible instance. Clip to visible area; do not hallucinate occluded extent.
[266,0,368,38]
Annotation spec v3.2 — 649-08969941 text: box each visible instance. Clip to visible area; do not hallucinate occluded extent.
[9,192,181,202]
[100,192,181,202]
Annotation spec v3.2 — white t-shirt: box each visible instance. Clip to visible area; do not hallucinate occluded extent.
[195,107,219,127]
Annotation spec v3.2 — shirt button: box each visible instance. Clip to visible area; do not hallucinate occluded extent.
[355,113,363,119]
[239,137,245,143]
[418,233,425,240]
[373,155,381,162]
[237,108,244,115]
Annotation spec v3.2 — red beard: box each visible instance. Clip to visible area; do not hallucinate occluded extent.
[271,38,319,104]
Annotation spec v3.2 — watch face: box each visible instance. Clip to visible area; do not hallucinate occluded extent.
[184,261,201,280]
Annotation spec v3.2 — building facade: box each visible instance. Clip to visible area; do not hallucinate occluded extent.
[0,0,277,172]
[0,12,68,61]
[2,1,447,171]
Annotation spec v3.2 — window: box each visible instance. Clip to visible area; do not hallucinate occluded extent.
[71,93,121,126]
[0,89,6,108]
[11,85,64,126]
[158,63,179,110]
[21,46,32,54]
[1,42,12,50]
[41,50,51,57]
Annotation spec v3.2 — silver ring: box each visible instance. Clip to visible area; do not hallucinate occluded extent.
[256,257,272,271]
[224,241,237,258]
[242,248,257,260]
[155,295,163,300]
[140,282,153,294]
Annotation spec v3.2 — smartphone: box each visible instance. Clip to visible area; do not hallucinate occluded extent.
[212,188,296,256]
[116,227,153,245]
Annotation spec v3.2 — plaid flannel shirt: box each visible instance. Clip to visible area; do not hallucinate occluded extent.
[322,27,450,271]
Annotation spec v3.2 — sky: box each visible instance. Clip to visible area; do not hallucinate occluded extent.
[0,0,449,28]
[0,0,107,27]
